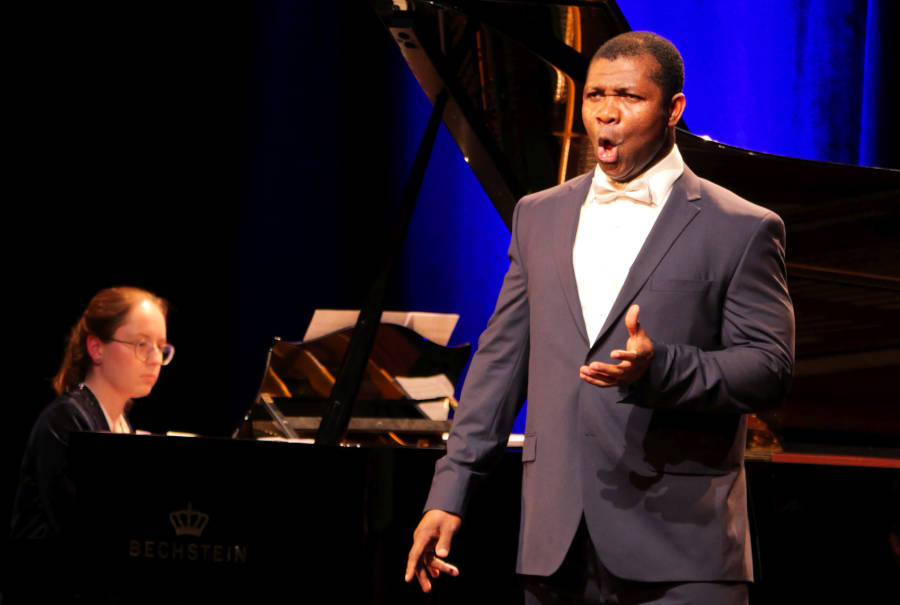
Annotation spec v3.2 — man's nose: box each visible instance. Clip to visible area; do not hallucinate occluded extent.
[596,97,619,124]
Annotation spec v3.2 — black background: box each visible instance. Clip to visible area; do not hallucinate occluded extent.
[4,0,409,556]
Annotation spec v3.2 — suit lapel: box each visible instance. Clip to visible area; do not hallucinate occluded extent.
[589,167,703,351]
[553,173,592,346]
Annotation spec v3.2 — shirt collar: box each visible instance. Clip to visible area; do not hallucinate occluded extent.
[588,144,684,208]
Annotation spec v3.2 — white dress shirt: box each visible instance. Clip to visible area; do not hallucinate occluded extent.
[572,145,685,343]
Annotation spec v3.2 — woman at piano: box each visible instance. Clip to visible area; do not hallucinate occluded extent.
[11,286,173,539]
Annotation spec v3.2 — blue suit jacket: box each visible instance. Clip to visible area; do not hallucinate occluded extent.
[425,165,795,581]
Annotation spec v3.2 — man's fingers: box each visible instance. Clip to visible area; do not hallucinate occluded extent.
[427,557,459,577]
[579,367,616,386]
[610,350,643,365]
[405,551,419,582]
[410,548,459,591]
[415,565,432,592]
[413,555,459,593]
[581,375,616,387]
[583,362,625,377]
[405,537,429,582]
[407,510,462,590]
[586,361,619,372]
[608,356,635,372]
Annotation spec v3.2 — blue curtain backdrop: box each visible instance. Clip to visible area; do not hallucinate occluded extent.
[389,0,898,433]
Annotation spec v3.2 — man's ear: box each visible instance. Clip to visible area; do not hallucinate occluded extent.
[668,93,686,127]
[86,334,103,364]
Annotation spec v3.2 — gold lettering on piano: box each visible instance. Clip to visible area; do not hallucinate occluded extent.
[128,539,247,564]
[126,503,248,564]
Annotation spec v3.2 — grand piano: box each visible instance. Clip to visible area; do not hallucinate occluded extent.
[8,1,898,603]
[367,0,900,459]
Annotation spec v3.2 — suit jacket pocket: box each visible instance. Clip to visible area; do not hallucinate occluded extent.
[522,433,536,462]
[650,277,712,293]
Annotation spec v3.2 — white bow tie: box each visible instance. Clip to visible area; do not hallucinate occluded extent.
[589,177,653,205]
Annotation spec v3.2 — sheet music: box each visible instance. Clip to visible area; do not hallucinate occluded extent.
[415,400,452,421]
[394,374,456,400]
[303,309,459,345]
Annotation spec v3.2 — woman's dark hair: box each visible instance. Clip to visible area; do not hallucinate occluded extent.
[52,287,168,395]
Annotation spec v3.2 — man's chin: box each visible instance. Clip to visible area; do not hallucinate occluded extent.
[599,164,628,182]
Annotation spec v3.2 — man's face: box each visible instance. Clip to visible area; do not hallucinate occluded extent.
[581,53,683,183]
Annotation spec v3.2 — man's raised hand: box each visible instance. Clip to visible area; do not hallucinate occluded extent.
[579,304,653,387]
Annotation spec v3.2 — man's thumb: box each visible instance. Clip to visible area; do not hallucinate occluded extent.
[436,533,453,558]
[625,304,641,337]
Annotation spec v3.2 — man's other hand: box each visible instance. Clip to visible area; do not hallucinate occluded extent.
[405,509,462,592]
[580,304,653,387]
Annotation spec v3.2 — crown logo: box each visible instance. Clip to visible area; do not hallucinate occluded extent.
[169,502,209,537]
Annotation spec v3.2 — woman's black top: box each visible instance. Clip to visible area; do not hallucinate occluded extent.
[11,384,111,539]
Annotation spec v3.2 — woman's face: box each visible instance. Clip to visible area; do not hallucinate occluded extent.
[93,299,168,401]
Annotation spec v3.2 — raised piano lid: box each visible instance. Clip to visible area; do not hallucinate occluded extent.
[371,0,900,459]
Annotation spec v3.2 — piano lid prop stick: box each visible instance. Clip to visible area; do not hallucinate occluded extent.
[315,89,450,445]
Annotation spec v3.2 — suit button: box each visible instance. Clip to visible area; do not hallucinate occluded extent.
[584,432,594,437]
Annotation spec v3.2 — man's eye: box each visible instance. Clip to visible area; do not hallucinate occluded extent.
[136,341,152,351]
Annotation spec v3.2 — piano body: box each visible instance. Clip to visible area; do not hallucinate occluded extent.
[10,1,897,603]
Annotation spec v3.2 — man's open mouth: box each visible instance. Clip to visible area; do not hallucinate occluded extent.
[597,138,618,163]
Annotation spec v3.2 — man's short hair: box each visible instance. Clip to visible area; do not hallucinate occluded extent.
[591,31,684,102]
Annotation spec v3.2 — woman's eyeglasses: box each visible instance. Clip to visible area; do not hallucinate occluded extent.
[108,338,175,366]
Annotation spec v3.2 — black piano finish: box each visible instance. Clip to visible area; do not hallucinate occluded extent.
[3,432,522,604]
[745,460,899,603]
[5,433,896,604]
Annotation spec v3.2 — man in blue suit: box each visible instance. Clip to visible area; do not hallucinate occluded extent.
[406,31,794,604]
